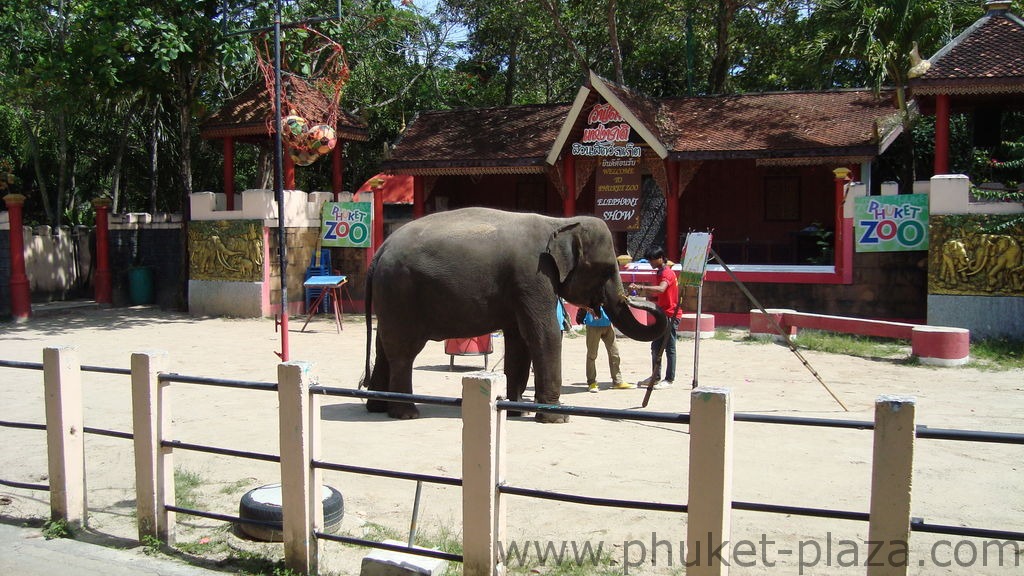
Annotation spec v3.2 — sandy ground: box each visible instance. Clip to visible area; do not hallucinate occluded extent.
[1,306,1021,575]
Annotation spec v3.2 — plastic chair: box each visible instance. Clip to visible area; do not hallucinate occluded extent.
[305,249,333,314]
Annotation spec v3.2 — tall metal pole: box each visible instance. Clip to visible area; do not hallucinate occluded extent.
[274,0,290,361]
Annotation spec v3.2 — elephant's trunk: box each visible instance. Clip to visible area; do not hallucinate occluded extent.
[602,277,668,341]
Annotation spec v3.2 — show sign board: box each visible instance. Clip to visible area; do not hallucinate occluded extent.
[595,157,641,231]
[321,201,372,248]
[854,194,929,252]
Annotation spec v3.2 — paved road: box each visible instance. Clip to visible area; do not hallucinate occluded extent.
[0,523,222,576]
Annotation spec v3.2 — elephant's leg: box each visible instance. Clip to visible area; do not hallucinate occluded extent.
[526,324,569,424]
[365,333,391,413]
[502,329,531,417]
[384,337,428,420]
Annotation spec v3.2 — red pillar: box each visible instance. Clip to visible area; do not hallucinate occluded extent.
[665,160,680,260]
[223,136,235,210]
[833,167,852,283]
[284,150,296,190]
[372,183,385,255]
[934,94,951,176]
[92,197,113,305]
[413,176,425,219]
[562,154,576,217]
[4,193,31,321]
[331,143,344,201]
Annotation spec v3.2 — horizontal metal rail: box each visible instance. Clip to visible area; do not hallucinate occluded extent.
[315,531,464,563]
[915,426,1024,444]
[497,400,691,424]
[0,478,49,491]
[311,385,463,408]
[733,500,868,522]
[0,420,46,432]
[158,373,277,392]
[165,504,282,530]
[81,365,131,376]
[911,519,1024,541]
[83,426,133,441]
[499,484,687,513]
[312,460,462,487]
[0,359,43,371]
[161,440,280,463]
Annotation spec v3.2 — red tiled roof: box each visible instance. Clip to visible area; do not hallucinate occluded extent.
[200,76,368,141]
[382,104,572,172]
[657,90,901,159]
[911,6,1024,95]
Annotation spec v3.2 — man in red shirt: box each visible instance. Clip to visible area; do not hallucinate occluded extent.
[630,247,681,389]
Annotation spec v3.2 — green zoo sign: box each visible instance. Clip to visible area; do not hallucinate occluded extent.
[854,194,929,252]
[321,202,372,248]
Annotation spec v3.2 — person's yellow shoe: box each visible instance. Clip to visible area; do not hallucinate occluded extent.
[588,382,600,393]
[612,381,635,390]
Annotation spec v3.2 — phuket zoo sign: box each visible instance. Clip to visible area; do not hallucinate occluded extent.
[854,194,929,252]
[321,201,372,248]
[573,103,642,231]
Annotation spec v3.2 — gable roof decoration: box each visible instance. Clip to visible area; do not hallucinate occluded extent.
[910,0,1024,97]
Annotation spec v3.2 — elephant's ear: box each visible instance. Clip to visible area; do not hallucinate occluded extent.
[546,222,582,283]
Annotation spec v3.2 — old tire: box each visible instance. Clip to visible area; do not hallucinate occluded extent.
[237,483,343,542]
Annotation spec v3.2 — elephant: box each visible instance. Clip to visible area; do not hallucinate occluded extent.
[362,207,668,422]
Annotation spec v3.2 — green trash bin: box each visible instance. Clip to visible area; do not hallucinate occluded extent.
[128,266,155,305]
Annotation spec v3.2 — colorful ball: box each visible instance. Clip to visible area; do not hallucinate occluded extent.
[306,124,337,155]
[282,114,308,147]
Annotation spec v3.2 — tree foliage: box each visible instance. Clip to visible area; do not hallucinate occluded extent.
[1,0,1021,226]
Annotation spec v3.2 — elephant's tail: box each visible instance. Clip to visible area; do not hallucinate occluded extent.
[360,259,375,389]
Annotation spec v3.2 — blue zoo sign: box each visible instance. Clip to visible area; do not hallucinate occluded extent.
[321,202,372,248]
[854,194,929,253]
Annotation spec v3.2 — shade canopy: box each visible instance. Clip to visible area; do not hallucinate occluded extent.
[356,173,413,204]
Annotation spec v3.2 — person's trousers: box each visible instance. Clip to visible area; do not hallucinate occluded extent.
[585,325,623,384]
[650,316,680,382]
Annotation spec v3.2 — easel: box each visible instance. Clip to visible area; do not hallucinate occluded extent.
[679,232,714,389]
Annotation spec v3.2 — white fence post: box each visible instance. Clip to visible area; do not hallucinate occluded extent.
[686,387,733,576]
[462,372,507,576]
[131,350,174,545]
[867,395,916,576]
[42,346,87,528]
[278,361,319,575]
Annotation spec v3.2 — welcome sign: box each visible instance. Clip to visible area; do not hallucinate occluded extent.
[854,194,929,252]
[321,201,372,248]
[595,157,641,231]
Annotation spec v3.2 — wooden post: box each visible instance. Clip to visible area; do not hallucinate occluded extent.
[131,350,174,544]
[867,395,916,576]
[686,387,733,576]
[223,136,235,210]
[934,94,950,175]
[278,361,320,574]
[462,372,507,576]
[562,154,576,217]
[43,346,87,528]
[4,193,31,321]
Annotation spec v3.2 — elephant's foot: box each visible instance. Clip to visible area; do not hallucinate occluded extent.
[388,402,421,420]
[534,411,569,424]
[365,398,389,413]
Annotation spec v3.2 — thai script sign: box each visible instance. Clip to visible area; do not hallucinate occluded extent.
[572,103,641,158]
[854,194,929,252]
[595,157,641,231]
[321,201,372,248]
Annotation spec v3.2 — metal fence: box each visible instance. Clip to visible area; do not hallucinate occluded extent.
[1,349,1021,576]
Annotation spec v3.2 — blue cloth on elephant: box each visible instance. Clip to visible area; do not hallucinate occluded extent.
[583,307,612,327]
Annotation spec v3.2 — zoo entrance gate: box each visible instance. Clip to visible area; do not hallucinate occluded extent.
[0,348,1022,575]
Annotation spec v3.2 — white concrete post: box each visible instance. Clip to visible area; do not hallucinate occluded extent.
[277,361,320,574]
[686,387,733,576]
[462,372,507,576]
[867,396,916,576]
[131,350,174,544]
[42,346,87,528]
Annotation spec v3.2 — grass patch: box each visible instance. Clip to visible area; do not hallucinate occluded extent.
[792,330,909,359]
[967,337,1024,371]
[142,534,163,555]
[41,518,73,540]
[220,479,252,495]
[174,467,204,509]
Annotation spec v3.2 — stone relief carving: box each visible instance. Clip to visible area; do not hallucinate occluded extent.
[188,220,264,282]
[929,216,1024,295]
